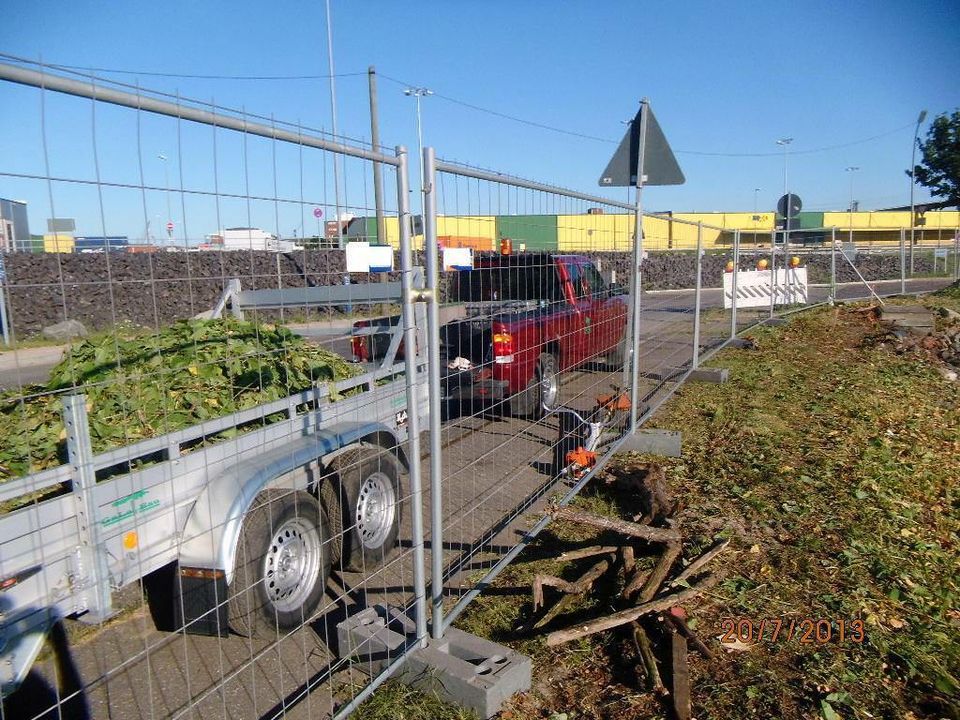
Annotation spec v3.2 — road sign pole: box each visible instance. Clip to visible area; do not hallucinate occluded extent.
[627,99,648,433]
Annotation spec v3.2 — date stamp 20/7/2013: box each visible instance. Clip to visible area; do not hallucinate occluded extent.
[719,617,866,645]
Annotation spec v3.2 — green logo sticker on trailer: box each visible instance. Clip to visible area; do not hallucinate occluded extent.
[584,316,593,334]
[101,490,161,527]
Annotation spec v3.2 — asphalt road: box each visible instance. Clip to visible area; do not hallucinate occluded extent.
[4,274,955,720]
[0,277,950,393]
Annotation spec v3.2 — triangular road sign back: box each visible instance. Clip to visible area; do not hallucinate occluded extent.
[599,104,685,187]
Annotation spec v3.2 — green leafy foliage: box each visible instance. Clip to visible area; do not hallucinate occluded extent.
[0,318,359,478]
[912,109,960,205]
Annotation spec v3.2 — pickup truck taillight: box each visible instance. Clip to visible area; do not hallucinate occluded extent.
[351,321,371,362]
[492,331,514,364]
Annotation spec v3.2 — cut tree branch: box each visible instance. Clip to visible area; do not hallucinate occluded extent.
[670,539,730,588]
[546,574,718,647]
[550,505,682,543]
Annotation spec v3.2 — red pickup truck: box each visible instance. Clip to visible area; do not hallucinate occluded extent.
[352,252,629,418]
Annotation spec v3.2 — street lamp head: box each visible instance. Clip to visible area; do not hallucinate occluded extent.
[917,110,927,124]
[157,153,167,161]
[776,137,793,146]
[845,166,860,172]
[404,87,432,97]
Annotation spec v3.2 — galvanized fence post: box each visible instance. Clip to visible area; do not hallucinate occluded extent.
[0,280,10,347]
[955,228,960,280]
[730,229,740,338]
[62,394,113,621]
[900,227,906,295]
[692,222,703,368]
[830,226,837,302]
[769,230,776,320]
[394,146,429,644]
[422,146,445,641]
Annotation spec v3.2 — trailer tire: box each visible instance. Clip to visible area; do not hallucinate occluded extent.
[229,489,330,637]
[510,352,558,420]
[321,445,402,573]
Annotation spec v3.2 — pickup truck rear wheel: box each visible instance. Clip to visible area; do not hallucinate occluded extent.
[321,445,402,572]
[229,489,330,637]
[606,336,632,371]
[511,352,559,420]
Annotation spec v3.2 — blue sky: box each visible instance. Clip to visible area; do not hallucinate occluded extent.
[1,0,958,241]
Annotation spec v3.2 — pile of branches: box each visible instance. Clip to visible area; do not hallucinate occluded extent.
[525,465,729,720]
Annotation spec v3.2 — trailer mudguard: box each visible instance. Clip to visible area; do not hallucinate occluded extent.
[177,421,399,585]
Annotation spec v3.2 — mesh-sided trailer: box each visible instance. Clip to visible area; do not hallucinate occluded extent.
[0,283,428,697]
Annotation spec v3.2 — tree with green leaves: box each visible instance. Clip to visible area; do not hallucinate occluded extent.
[911,110,960,207]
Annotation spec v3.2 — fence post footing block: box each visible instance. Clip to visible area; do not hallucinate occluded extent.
[618,429,682,457]
[689,368,729,384]
[399,627,531,719]
[764,317,788,326]
[728,338,753,349]
[337,605,415,672]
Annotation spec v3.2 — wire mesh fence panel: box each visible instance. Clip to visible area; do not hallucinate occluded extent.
[418,156,715,635]
[0,59,431,720]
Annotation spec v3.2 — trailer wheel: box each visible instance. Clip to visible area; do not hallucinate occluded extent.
[321,445,402,572]
[229,489,330,637]
[511,352,559,420]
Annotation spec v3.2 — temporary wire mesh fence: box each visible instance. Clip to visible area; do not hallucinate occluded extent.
[0,60,430,720]
[1,57,959,720]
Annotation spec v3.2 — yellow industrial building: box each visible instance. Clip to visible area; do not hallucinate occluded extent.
[358,210,959,252]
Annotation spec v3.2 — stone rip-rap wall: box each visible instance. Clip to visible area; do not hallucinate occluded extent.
[0,250,938,336]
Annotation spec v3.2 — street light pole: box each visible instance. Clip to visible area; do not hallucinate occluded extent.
[909,109,928,275]
[158,153,172,244]
[404,87,432,240]
[845,166,859,245]
[776,138,793,247]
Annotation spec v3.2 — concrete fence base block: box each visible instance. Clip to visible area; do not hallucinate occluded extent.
[337,605,415,673]
[619,429,682,457]
[399,627,531,719]
[764,317,789,326]
[728,338,754,349]
[689,367,729,384]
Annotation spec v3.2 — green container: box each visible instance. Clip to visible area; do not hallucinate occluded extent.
[795,212,824,230]
[495,215,557,250]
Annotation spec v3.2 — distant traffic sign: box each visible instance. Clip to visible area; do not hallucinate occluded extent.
[313,207,323,219]
[777,193,802,218]
[166,221,175,232]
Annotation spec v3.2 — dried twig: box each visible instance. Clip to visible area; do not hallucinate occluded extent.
[632,621,665,694]
[621,545,635,575]
[661,610,714,660]
[670,539,730,588]
[556,545,621,562]
[550,505,682,543]
[545,574,718,646]
[625,542,681,603]
[528,554,615,631]
[533,574,579,611]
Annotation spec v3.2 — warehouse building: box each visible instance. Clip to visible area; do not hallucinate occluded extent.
[0,198,30,252]
[343,210,960,252]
